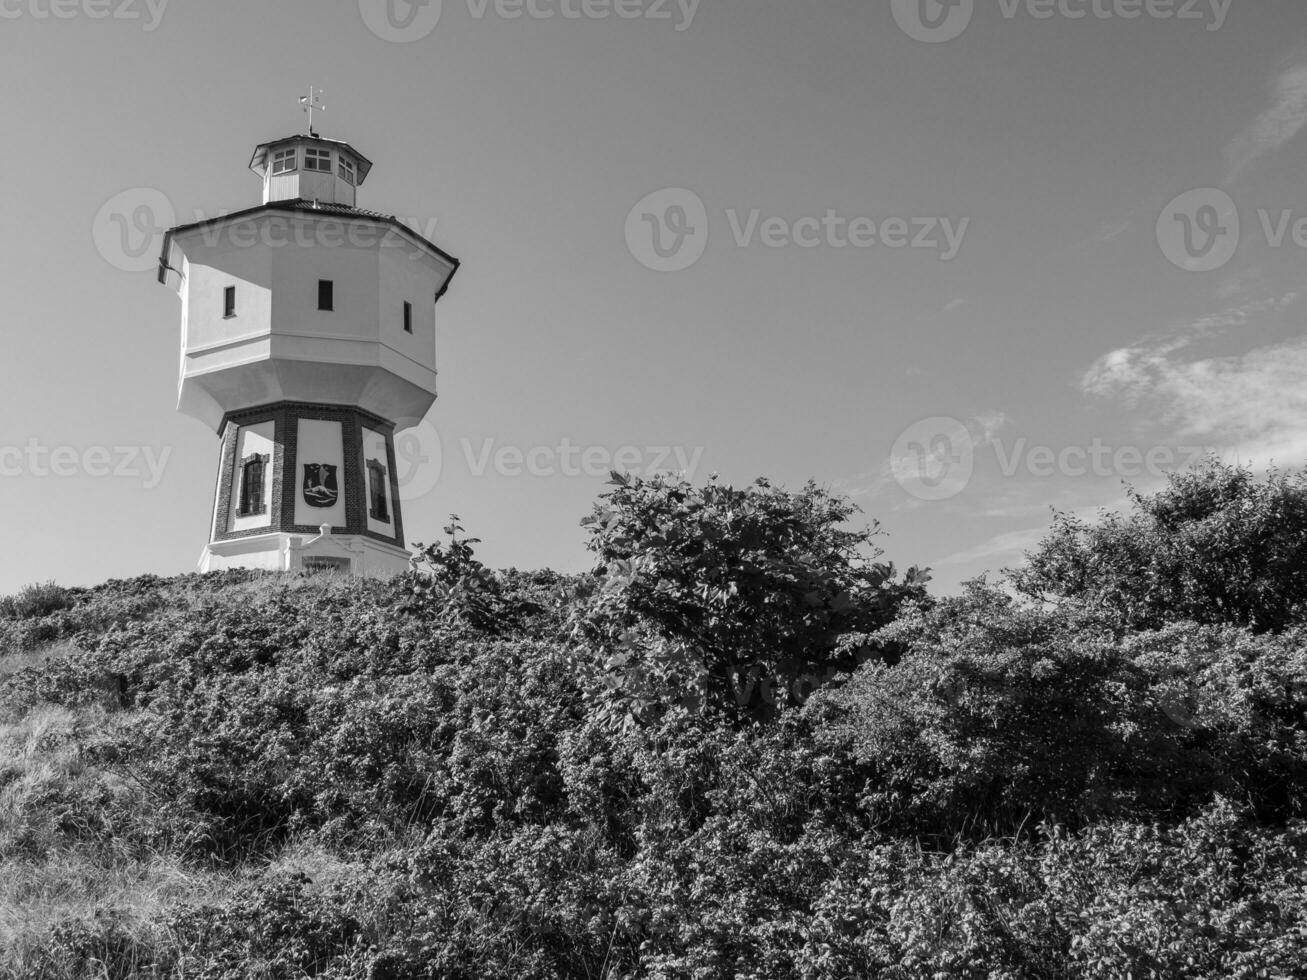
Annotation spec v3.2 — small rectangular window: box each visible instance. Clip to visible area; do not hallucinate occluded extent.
[367,460,390,523]
[237,454,268,517]
[403,301,413,333]
[318,280,334,311]
[223,285,236,318]
[271,148,297,175]
[338,157,356,185]
[304,148,332,172]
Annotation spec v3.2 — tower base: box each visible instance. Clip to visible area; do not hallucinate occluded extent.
[199,525,412,578]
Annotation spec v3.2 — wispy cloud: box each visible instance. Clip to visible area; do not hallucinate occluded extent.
[933,526,1048,570]
[1081,294,1307,467]
[1226,50,1307,183]
[933,498,1132,575]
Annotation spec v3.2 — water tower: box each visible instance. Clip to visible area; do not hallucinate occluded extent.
[157,108,459,576]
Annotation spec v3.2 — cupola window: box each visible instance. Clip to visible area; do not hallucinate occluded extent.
[338,157,356,185]
[304,148,332,172]
[271,148,297,175]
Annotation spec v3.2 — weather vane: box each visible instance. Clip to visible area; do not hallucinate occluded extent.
[299,86,325,136]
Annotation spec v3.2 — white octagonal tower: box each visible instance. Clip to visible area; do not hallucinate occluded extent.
[158,132,460,577]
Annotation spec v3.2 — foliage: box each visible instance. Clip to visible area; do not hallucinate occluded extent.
[1012,459,1307,632]
[2,468,1307,977]
[0,581,74,621]
[810,584,1307,841]
[574,472,930,722]
[403,516,506,631]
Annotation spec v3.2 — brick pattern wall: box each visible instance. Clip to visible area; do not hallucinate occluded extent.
[211,402,406,549]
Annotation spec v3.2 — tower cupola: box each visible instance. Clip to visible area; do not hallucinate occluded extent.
[249,135,373,208]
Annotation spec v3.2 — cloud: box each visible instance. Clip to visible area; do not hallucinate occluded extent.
[843,410,1014,511]
[932,526,1048,570]
[933,498,1133,575]
[1081,296,1307,467]
[973,410,1010,446]
[1226,54,1307,182]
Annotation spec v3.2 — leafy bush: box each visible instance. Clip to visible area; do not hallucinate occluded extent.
[0,581,74,621]
[1013,459,1307,632]
[809,586,1177,840]
[3,469,1307,977]
[810,584,1307,841]
[574,473,929,722]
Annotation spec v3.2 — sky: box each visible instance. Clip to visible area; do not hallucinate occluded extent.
[1,0,1306,596]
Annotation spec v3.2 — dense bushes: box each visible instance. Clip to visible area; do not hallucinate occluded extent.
[574,473,929,722]
[1013,460,1307,632]
[1,464,1306,977]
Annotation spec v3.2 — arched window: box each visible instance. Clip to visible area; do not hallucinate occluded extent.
[367,459,390,523]
[237,454,269,517]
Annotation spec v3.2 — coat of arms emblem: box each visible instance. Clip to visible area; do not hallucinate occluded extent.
[302,463,339,508]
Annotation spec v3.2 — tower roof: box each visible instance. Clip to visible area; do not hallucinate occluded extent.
[249,134,374,185]
[156,198,461,287]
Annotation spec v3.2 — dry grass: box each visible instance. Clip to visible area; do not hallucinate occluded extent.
[0,851,233,970]
[0,699,228,975]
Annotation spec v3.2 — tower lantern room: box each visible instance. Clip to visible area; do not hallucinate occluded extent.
[249,135,373,208]
[157,125,460,577]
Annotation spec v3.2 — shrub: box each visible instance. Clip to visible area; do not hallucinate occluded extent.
[1013,459,1307,632]
[0,582,74,621]
[573,473,929,723]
